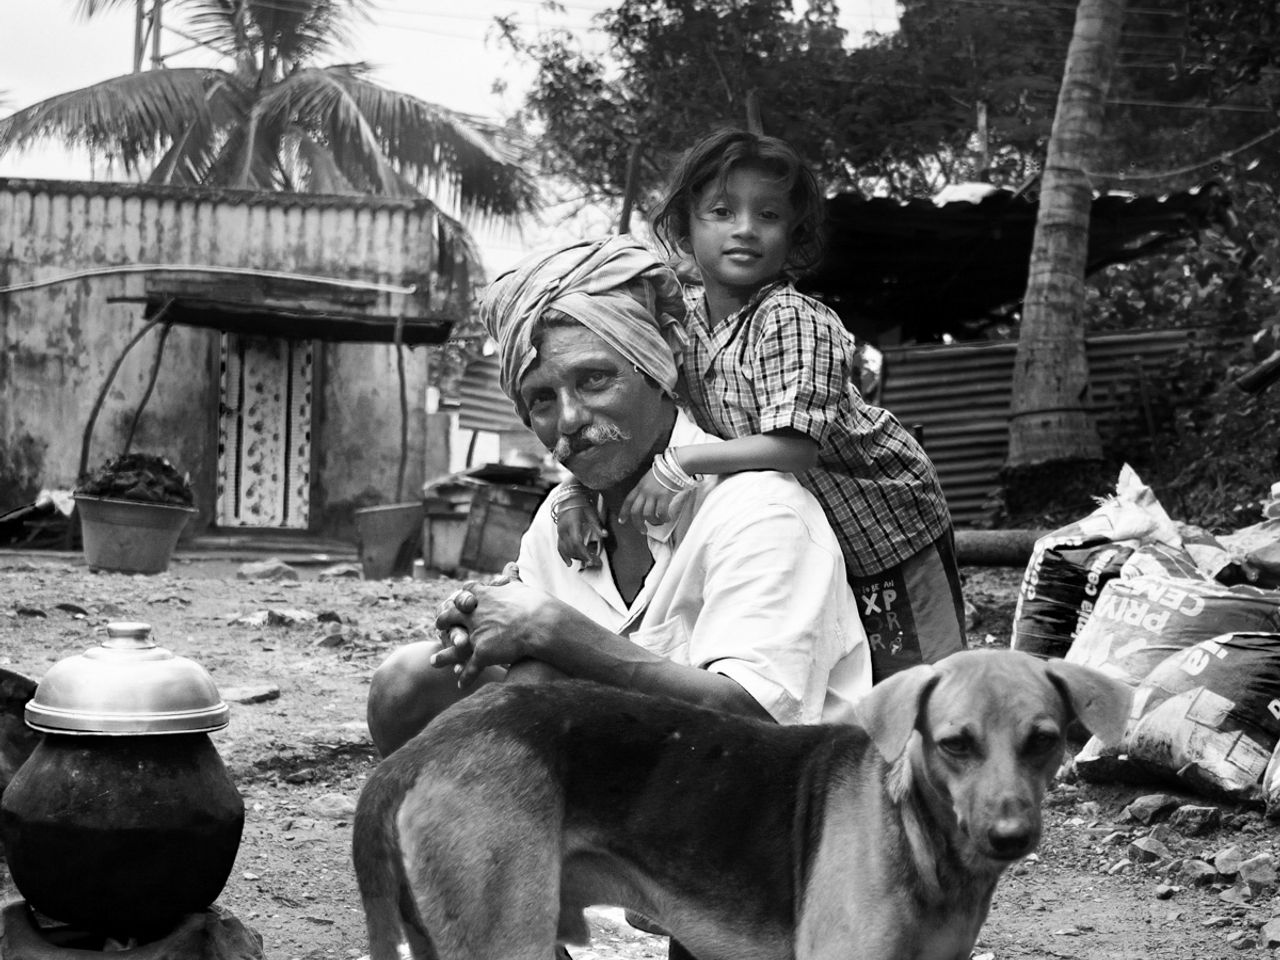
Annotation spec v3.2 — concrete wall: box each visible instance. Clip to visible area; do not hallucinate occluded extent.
[0,179,467,536]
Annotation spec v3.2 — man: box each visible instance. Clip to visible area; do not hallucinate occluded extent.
[367,235,870,757]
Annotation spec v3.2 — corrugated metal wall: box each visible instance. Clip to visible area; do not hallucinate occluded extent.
[458,355,524,434]
[880,329,1206,526]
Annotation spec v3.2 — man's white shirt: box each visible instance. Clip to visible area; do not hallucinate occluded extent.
[517,412,871,724]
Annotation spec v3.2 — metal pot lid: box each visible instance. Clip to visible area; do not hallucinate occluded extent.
[25,622,229,735]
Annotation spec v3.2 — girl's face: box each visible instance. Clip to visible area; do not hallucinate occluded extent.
[687,164,796,309]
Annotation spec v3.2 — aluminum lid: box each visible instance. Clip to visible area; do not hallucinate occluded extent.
[25,622,229,735]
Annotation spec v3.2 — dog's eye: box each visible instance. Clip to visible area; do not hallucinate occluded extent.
[937,734,973,757]
[1025,730,1061,754]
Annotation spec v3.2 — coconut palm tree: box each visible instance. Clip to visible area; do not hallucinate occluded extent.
[0,0,537,218]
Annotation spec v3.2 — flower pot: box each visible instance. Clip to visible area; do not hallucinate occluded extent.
[354,502,425,580]
[74,496,196,575]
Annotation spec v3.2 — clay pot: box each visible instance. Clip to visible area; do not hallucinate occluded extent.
[0,732,245,941]
[0,622,244,942]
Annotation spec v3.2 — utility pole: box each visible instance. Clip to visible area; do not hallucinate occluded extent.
[133,0,146,72]
[151,0,165,69]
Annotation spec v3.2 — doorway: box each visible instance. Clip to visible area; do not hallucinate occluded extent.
[216,334,315,529]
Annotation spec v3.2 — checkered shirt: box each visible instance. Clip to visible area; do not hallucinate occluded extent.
[680,281,952,577]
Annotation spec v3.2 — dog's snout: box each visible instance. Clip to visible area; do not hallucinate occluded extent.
[986,818,1037,859]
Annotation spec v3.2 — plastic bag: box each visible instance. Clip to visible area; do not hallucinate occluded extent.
[1076,632,1280,801]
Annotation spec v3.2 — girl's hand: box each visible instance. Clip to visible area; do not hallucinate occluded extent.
[556,499,606,568]
[619,466,678,529]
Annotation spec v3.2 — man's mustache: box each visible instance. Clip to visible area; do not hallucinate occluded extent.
[553,421,631,463]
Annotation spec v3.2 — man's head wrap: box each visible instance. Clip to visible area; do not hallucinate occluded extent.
[478,236,688,423]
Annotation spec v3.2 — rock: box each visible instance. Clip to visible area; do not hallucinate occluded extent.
[236,558,300,581]
[1260,918,1280,947]
[313,632,345,648]
[1148,823,1174,844]
[1214,844,1244,877]
[220,683,281,705]
[318,563,363,581]
[317,610,344,623]
[230,610,271,627]
[1077,800,1102,819]
[206,904,265,960]
[1124,794,1181,825]
[1240,852,1276,890]
[308,792,358,820]
[1108,859,1133,875]
[1226,929,1257,950]
[1154,883,1179,899]
[1219,882,1253,905]
[1180,859,1218,886]
[1169,804,1222,837]
[0,901,263,960]
[1102,830,1130,845]
[284,768,317,784]
[266,607,318,626]
[1128,837,1173,863]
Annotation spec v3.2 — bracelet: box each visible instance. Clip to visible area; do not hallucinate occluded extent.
[550,483,592,524]
[650,447,702,493]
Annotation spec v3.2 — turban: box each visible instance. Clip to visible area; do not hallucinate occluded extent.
[478,236,688,422]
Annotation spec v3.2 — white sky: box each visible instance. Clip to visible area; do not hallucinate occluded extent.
[0,0,899,270]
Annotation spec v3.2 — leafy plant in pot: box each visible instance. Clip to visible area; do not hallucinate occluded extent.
[73,453,197,574]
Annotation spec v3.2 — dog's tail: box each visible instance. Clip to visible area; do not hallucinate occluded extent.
[354,768,436,960]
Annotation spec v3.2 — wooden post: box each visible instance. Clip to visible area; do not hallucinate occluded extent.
[745,89,763,135]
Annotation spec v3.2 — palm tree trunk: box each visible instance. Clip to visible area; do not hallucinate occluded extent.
[1006,0,1125,469]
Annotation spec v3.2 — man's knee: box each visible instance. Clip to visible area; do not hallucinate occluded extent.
[367,641,461,757]
[366,641,505,757]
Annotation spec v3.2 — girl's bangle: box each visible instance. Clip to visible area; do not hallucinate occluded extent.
[550,482,592,524]
[650,447,701,493]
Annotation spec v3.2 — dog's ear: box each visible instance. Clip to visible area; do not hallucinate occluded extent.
[853,664,938,762]
[1044,659,1134,746]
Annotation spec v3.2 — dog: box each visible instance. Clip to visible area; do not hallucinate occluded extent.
[353,648,1132,960]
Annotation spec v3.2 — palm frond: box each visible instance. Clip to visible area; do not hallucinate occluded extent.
[254,67,429,197]
[291,67,539,216]
[294,132,359,194]
[177,0,245,62]
[148,72,251,185]
[72,0,136,17]
[0,68,230,172]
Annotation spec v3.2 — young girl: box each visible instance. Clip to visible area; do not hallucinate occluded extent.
[555,128,965,681]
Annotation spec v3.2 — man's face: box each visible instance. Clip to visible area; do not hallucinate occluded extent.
[518,325,669,492]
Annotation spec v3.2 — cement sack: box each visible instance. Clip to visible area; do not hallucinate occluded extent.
[1065,575,1280,688]
[1076,632,1280,801]
[1010,464,1180,659]
[1009,540,1133,659]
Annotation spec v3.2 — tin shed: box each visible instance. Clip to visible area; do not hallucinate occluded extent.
[0,178,472,540]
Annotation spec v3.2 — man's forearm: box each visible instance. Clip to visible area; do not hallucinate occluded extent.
[526,603,771,721]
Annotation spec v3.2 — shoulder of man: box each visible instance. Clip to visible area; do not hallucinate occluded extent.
[693,470,839,548]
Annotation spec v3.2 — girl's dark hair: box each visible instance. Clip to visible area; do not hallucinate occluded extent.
[650,128,826,274]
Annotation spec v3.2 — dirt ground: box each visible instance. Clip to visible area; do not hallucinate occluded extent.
[1,553,1278,959]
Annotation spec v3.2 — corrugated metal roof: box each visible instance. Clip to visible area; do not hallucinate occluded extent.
[0,176,444,213]
[801,183,1232,342]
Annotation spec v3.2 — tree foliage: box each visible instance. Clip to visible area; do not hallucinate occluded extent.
[0,0,537,218]
[499,0,1077,210]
